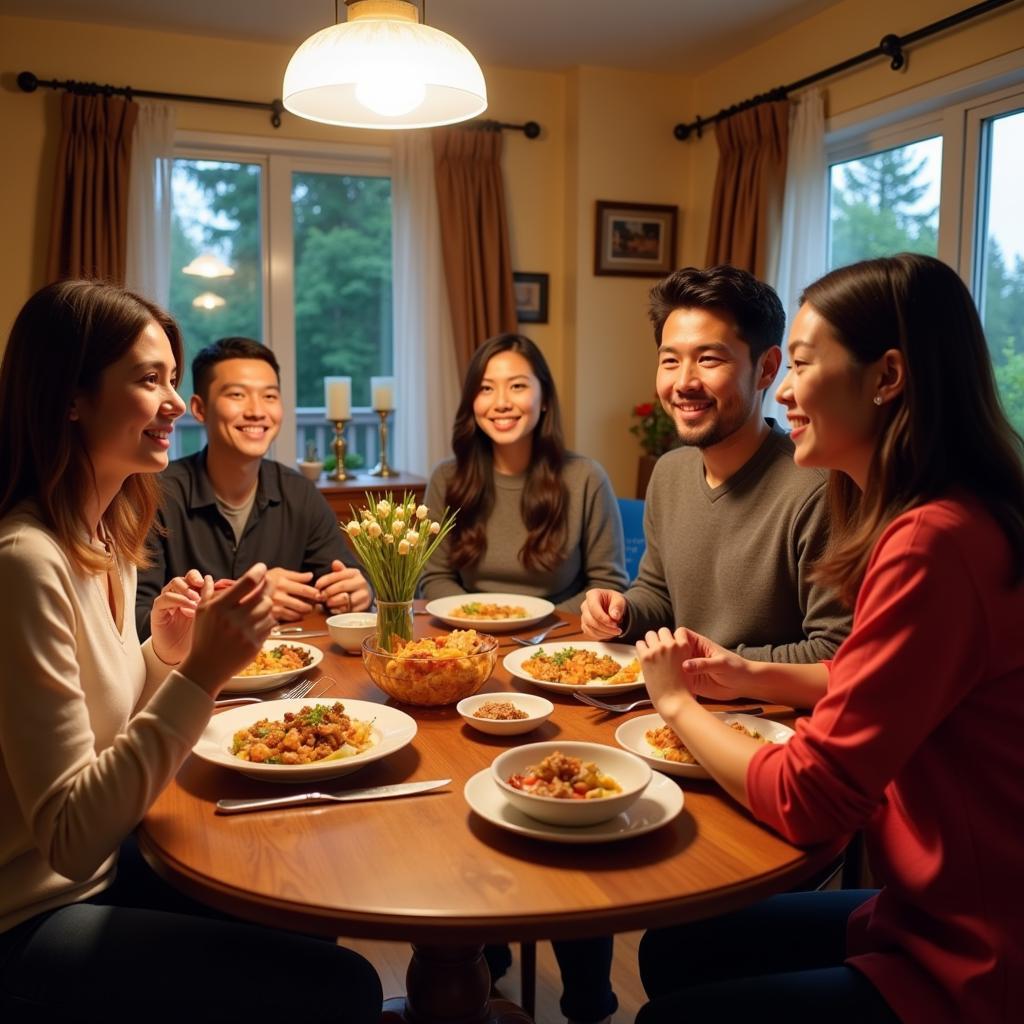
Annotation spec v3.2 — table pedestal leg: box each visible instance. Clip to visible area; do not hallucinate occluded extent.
[381,943,532,1024]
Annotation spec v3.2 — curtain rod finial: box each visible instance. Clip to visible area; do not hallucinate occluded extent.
[17,71,39,93]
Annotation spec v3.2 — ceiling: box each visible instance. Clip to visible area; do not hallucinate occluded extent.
[0,0,841,74]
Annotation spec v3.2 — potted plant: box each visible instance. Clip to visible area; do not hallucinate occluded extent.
[630,399,678,498]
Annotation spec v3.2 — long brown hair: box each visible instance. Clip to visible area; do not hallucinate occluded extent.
[446,334,569,573]
[804,254,1024,605]
[0,280,184,574]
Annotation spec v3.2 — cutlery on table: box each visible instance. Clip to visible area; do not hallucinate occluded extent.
[507,622,575,647]
[214,676,317,710]
[215,778,451,814]
[271,628,329,638]
[574,693,654,713]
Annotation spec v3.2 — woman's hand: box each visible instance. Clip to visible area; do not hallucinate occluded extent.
[150,569,205,666]
[180,564,275,697]
[674,628,759,701]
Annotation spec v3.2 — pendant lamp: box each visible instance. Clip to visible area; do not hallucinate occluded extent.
[182,253,234,279]
[283,0,487,129]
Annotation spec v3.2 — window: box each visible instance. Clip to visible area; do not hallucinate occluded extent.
[825,60,1024,432]
[828,137,942,269]
[166,135,393,463]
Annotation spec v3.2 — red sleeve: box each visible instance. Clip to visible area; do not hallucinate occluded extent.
[746,508,987,845]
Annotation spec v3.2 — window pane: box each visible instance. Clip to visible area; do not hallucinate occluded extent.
[828,137,942,269]
[976,108,1024,436]
[168,159,264,454]
[292,172,393,410]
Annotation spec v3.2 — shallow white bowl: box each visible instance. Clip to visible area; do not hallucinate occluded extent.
[615,712,795,780]
[327,612,378,653]
[220,639,323,694]
[491,740,651,826]
[456,692,554,736]
[502,641,647,695]
[425,593,555,633]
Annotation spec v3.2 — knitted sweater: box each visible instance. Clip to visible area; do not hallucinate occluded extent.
[621,422,849,661]
[420,454,628,613]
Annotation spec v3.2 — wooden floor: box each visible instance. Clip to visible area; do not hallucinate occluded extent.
[342,932,647,1024]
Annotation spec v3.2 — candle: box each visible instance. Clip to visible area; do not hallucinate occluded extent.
[324,377,351,420]
[371,376,395,412]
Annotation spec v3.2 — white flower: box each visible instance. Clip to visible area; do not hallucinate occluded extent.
[360,508,374,521]
[397,539,410,555]
[383,533,394,545]
[345,521,361,537]
[376,500,391,517]
[392,520,405,537]
[429,521,441,535]
[415,504,428,520]
[367,521,383,539]
[405,530,420,546]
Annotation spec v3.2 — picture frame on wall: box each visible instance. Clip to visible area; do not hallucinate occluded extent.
[594,201,678,277]
[513,272,549,324]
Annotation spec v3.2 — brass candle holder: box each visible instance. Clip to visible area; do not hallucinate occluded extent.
[368,409,396,477]
[328,418,352,481]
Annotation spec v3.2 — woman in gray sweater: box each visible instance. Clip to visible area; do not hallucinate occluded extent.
[421,333,627,1024]
[421,333,627,613]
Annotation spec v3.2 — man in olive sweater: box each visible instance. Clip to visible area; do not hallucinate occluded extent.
[582,265,849,662]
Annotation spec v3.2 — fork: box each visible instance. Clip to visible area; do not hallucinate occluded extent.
[573,692,654,713]
[215,676,317,709]
[509,621,575,647]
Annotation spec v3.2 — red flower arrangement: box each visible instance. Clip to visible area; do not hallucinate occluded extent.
[629,398,677,457]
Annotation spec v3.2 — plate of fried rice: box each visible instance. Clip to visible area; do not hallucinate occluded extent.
[220,640,324,694]
[502,642,647,695]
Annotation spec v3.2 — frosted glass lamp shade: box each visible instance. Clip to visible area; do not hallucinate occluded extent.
[283,0,487,129]
[182,253,234,278]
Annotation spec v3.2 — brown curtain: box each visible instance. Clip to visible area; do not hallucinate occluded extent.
[432,123,518,377]
[704,101,790,278]
[46,92,139,284]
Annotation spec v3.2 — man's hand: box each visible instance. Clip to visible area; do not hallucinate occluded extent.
[315,560,372,614]
[264,567,321,622]
[180,564,275,695]
[150,568,205,665]
[580,588,627,639]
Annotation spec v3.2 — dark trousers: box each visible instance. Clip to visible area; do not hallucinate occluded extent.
[485,937,617,1022]
[0,835,382,1023]
[638,889,902,1023]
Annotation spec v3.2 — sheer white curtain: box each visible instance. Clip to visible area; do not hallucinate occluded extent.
[390,131,461,478]
[125,102,176,305]
[768,89,827,423]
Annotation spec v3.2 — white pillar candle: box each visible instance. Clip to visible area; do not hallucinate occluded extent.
[324,376,351,420]
[371,376,395,411]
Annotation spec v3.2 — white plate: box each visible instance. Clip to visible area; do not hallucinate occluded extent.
[456,692,554,735]
[194,698,417,782]
[616,712,795,780]
[220,640,324,694]
[464,769,683,844]
[502,641,646,695]
[425,593,555,633]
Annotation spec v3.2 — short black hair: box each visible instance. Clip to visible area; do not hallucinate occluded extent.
[192,337,280,401]
[648,265,785,361]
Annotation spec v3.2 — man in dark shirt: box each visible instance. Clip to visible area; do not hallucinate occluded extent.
[136,337,369,639]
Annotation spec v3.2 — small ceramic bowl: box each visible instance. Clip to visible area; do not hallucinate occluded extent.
[491,741,651,826]
[327,612,378,653]
[296,459,324,481]
[456,692,554,736]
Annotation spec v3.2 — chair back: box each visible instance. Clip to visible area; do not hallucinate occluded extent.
[617,498,646,583]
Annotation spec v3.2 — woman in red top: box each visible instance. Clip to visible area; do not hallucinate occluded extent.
[635,253,1024,1024]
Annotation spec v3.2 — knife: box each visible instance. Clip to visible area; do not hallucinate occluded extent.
[215,778,451,814]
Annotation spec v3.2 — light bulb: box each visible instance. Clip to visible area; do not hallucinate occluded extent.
[354,72,427,117]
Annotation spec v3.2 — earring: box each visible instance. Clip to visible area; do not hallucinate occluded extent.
[873,395,883,406]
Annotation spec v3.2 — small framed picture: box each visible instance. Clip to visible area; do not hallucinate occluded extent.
[594,201,678,277]
[513,272,549,324]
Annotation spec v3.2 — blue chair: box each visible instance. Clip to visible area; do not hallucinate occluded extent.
[617,497,646,582]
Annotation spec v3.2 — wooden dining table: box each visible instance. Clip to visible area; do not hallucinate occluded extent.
[138,607,840,1024]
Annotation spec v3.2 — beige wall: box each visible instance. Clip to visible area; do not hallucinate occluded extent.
[2,0,1022,495]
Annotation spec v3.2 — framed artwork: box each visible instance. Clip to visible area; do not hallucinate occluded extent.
[594,201,678,277]
[513,272,549,323]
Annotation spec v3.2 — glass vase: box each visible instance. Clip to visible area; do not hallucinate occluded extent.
[376,600,415,653]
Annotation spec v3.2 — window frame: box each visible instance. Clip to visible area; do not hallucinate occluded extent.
[171,130,392,462]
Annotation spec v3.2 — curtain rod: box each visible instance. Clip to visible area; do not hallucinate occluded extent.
[673,0,1020,141]
[16,71,541,137]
